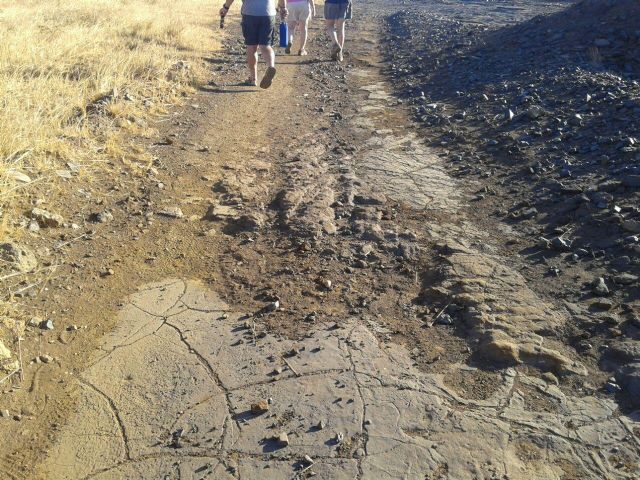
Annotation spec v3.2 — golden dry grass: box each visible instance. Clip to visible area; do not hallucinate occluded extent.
[0,0,217,229]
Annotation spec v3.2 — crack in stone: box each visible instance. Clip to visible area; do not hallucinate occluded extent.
[346,323,370,479]
[78,378,131,462]
[163,319,237,451]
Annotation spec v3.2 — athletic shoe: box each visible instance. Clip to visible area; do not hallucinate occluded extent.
[242,78,257,87]
[260,66,277,89]
[285,42,292,54]
[298,49,308,56]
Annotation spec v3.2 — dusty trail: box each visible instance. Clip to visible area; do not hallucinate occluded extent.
[1,1,638,479]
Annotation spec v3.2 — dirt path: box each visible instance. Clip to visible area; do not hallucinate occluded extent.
[1,1,639,479]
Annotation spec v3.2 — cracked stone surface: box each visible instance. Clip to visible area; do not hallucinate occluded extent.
[40,280,639,479]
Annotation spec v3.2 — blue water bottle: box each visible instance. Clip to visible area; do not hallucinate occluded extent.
[279,19,288,48]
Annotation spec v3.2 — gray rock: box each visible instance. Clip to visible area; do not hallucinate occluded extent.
[607,342,640,362]
[622,219,640,233]
[0,242,37,273]
[93,211,114,223]
[551,237,572,251]
[40,354,54,364]
[616,363,640,405]
[354,193,387,206]
[436,313,454,325]
[277,432,290,447]
[41,319,55,331]
[30,207,64,228]
[158,206,184,219]
[603,381,621,394]
[592,277,609,296]
[614,273,638,285]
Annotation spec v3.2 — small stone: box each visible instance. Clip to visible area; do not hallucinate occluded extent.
[354,448,366,459]
[92,211,114,223]
[41,319,54,331]
[250,400,269,414]
[158,206,184,219]
[335,432,344,444]
[321,279,332,289]
[614,273,638,285]
[276,432,289,447]
[39,354,53,364]
[67,325,79,332]
[30,207,64,228]
[604,381,621,394]
[353,192,387,206]
[436,313,454,325]
[542,372,559,385]
[592,277,609,296]
[316,420,326,430]
[266,300,280,312]
[551,237,572,252]
[0,409,9,418]
[303,455,314,465]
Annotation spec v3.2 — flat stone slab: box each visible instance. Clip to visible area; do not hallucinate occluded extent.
[38,280,639,479]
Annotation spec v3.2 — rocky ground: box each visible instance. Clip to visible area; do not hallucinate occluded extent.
[0,0,639,479]
[385,0,640,410]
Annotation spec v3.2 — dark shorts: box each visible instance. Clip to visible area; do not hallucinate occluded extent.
[241,14,276,46]
[324,2,350,20]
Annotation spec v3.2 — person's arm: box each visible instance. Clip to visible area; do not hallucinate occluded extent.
[278,0,288,17]
[219,0,234,17]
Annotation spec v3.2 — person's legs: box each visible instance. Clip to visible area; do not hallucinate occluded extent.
[336,19,345,49]
[299,18,309,54]
[259,45,275,68]
[325,19,338,47]
[246,45,259,83]
[287,20,297,53]
[258,44,277,89]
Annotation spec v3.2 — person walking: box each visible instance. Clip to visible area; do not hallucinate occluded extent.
[220,0,288,88]
[285,0,315,56]
[324,0,350,61]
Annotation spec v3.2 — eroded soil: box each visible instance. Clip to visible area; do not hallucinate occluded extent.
[1,1,639,479]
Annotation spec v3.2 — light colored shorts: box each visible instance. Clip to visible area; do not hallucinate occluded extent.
[324,2,349,20]
[288,2,311,22]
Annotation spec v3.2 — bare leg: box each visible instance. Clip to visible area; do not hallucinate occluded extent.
[299,19,309,52]
[258,44,277,89]
[288,20,297,45]
[336,19,345,49]
[259,45,276,68]
[246,45,258,83]
[325,19,339,48]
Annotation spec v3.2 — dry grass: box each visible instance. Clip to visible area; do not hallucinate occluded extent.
[0,0,220,369]
[0,0,217,229]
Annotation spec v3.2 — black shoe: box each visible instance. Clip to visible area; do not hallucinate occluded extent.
[285,42,292,54]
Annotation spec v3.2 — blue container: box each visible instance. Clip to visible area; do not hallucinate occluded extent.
[279,21,288,48]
